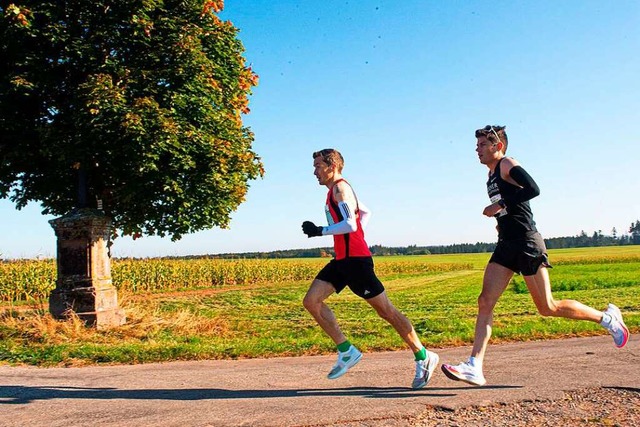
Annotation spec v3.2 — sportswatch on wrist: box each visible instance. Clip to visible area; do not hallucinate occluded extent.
[497,199,507,209]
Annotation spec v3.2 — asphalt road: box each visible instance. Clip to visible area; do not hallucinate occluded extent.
[1,335,638,427]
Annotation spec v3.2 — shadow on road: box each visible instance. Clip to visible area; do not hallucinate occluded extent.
[0,384,521,405]
[605,386,640,393]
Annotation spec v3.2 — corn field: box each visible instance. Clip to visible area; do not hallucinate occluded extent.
[0,257,471,303]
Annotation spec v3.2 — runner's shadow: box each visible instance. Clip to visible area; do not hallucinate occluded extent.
[431,385,522,391]
[0,385,457,405]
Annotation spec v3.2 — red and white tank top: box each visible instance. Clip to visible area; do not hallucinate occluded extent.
[325,179,371,260]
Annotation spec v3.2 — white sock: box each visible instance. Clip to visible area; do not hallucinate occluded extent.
[600,312,612,328]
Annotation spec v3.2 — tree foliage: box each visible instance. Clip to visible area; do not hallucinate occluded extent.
[0,0,263,240]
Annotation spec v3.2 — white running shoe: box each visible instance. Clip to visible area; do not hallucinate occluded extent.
[441,360,486,386]
[412,350,440,389]
[327,345,362,379]
[604,304,629,349]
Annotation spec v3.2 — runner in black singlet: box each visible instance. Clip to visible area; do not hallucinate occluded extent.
[441,125,629,386]
[301,148,439,389]
[486,155,550,276]
[487,157,537,239]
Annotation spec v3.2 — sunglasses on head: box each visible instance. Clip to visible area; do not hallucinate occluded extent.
[475,126,501,143]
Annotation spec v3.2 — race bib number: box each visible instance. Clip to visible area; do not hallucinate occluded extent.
[490,194,507,217]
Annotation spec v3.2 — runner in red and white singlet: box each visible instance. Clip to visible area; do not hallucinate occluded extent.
[301,148,439,389]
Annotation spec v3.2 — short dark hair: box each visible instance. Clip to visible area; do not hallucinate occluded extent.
[475,125,508,152]
[313,149,344,172]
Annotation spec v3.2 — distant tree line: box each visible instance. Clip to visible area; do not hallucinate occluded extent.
[165,220,640,260]
[194,248,335,259]
[545,221,640,249]
[369,243,497,256]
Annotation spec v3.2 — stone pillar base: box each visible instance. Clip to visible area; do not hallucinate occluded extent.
[70,308,127,330]
[49,209,126,329]
[50,286,126,330]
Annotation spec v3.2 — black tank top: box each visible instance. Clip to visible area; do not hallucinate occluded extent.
[487,158,537,240]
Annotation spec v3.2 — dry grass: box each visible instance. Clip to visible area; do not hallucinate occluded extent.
[0,291,231,348]
[1,308,96,344]
[117,291,232,338]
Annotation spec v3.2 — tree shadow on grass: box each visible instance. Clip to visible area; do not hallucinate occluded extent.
[0,384,520,405]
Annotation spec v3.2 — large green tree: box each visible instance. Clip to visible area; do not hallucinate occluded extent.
[0,0,263,241]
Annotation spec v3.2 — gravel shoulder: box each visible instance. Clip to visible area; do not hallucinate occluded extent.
[410,387,640,427]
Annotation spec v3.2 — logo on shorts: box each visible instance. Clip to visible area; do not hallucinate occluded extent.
[364,290,370,295]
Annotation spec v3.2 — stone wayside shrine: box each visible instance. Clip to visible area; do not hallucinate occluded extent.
[49,209,126,329]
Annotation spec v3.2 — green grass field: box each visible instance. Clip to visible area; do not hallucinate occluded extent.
[0,246,638,366]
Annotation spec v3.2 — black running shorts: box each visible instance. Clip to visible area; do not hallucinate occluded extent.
[315,256,385,299]
[489,231,552,276]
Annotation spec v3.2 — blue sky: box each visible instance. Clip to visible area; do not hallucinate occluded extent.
[1,0,639,259]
